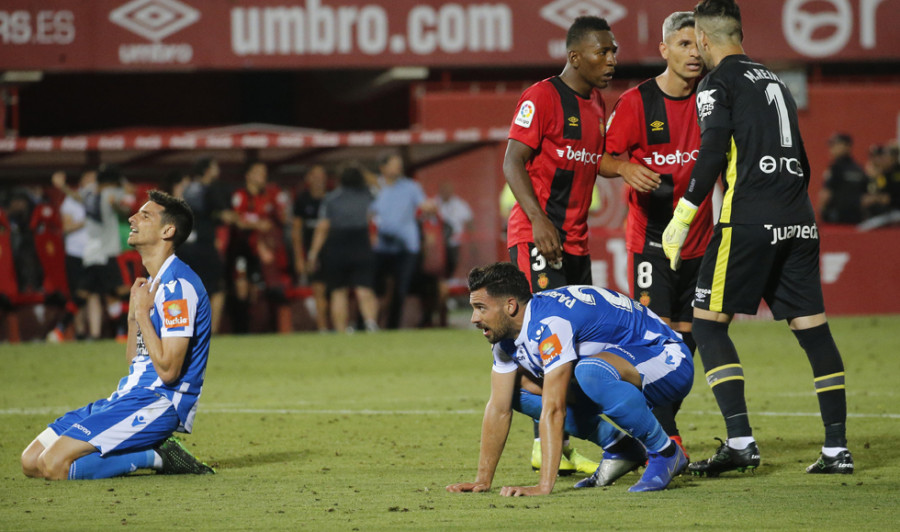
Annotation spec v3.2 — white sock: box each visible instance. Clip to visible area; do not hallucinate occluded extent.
[727,437,755,450]
[822,446,847,458]
[152,451,163,469]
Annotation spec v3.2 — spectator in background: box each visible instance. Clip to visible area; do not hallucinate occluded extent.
[6,188,41,293]
[229,160,290,334]
[81,165,129,340]
[371,152,427,329]
[292,164,330,332]
[178,157,233,334]
[56,169,95,340]
[434,181,474,326]
[819,133,867,224]
[861,144,893,220]
[306,164,379,334]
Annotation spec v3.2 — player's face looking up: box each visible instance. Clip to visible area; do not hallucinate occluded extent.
[127,201,170,248]
[569,30,618,90]
[469,287,517,344]
[662,27,702,81]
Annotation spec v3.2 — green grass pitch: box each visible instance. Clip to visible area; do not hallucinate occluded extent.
[1,316,898,530]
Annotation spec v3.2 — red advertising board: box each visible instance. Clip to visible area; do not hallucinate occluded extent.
[1,0,898,72]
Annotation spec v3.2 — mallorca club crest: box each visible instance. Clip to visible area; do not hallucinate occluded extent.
[639,291,651,307]
[537,273,550,290]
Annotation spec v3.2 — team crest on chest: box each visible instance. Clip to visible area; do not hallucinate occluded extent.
[537,273,549,290]
[639,291,651,307]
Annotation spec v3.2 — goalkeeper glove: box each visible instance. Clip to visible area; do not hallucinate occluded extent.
[662,198,698,270]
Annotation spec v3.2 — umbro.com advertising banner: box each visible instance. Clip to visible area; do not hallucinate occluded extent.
[0,0,897,71]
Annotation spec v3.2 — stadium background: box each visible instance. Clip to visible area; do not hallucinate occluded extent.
[1,0,899,337]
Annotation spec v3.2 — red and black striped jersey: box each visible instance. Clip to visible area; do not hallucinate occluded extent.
[507,76,606,256]
[606,78,713,259]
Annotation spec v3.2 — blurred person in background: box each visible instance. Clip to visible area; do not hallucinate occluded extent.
[78,164,129,340]
[292,164,330,332]
[433,181,473,326]
[56,169,96,340]
[6,187,42,294]
[306,164,379,334]
[818,133,867,224]
[178,157,233,334]
[371,152,427,329]
[861,144,893,220]
[229,160,290,333]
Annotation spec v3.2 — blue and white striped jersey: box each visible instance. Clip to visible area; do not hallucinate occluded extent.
[111,254,211,433]
[492,286,686,380]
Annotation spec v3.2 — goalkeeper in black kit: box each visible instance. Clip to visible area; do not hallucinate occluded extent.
[661,0,853,476]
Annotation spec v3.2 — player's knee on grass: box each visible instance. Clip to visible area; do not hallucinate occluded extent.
[22,428,59,478]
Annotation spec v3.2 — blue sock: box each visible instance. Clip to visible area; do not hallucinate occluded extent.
[68,449,157,480]
[512,389,620,448]
[574,358,671,453]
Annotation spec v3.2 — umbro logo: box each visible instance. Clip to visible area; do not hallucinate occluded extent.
[540,0,627,30]
[110,0,200,43]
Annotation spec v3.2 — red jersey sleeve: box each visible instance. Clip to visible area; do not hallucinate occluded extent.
[508,83,552,151]
[604,89,642,157]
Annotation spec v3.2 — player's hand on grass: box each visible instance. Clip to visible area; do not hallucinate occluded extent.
[446,481,491,493]
[499,484,551,497]
[532,214,563,266]
[662,198,698,270]
[619,162,661,193]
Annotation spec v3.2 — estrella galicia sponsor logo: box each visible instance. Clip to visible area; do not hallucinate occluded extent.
[765,224,818,245]
[110,0,199,65]
[72,423,91,436]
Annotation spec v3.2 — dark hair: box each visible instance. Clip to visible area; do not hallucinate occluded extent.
[467,262,533,304]
[694,0,742,24]
[191,157,215,178]
[148,189,193,248]
[339,165,366,189]
[566,16,611,49]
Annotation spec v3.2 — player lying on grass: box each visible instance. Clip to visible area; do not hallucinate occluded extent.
[21,190,214,480]
[447,262,693,495]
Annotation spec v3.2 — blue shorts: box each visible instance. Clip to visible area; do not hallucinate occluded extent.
[601,343,694,409]
[49,389,179,456]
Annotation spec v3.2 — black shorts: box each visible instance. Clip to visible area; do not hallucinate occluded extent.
[83,259,122,295]
[630,252,701,323]
[509,243,591,292]
[322,230,376,291]
[694,223,825,321]
[65,255,88,301]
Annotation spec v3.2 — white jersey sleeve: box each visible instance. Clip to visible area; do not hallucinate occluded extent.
[491,343,519,374]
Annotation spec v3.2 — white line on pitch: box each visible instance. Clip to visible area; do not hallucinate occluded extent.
[1,407,898,419]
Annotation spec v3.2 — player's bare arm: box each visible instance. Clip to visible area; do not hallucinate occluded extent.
[132,277,191,384]
[598,153,661,193]
[447,369,517,493]
[501,361,573,497]
[503,138,563,264]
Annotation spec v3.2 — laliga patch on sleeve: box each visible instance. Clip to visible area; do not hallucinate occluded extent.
[162,299,190,329]
[515,100,535,128]
[539,334,563,365]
